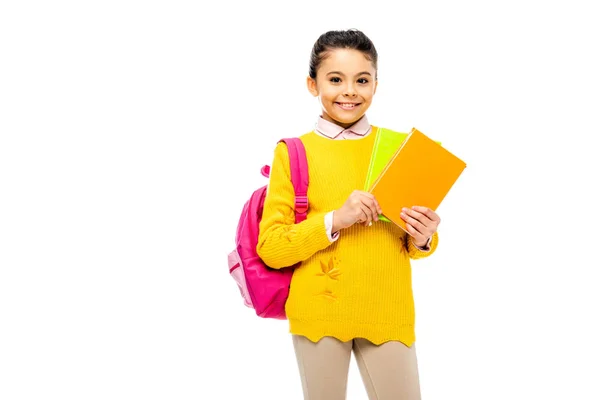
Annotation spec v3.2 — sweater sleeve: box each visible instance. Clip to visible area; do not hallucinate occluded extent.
[406,231,439,260]
[256,142,333,269]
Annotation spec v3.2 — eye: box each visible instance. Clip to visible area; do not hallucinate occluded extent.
[358,78,369,84]
[329,77,341,83]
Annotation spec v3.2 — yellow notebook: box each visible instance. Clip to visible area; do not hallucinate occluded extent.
[369,128,466,233]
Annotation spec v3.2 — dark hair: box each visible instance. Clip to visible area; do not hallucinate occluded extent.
[308,29,378,79]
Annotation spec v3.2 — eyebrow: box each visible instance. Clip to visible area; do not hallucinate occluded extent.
[326,71,372,77]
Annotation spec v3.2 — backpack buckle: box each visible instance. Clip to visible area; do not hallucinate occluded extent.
[295,195,308,214]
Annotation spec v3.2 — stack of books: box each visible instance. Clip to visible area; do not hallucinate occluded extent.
[365,127,467,232]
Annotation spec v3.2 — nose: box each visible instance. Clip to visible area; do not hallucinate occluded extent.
[343,83,357,97]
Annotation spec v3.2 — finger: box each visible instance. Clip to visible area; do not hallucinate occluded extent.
[358,191,382,211]
[411,206,440,223]
[404,207,429,223]
[354,190,383,214]
[359,193,380,222]
[401,209,427,235]
[355,205,369,224]
[371,195,383,215]
[358,204,373,226]
[405,222,425,241]
[403,207,431,226]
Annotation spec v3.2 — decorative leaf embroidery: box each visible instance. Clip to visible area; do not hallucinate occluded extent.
[278,225,296,242]
[318,289,337,301]
[317,256,341,280]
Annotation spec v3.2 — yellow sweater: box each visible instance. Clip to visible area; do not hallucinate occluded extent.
[257,127,438,346]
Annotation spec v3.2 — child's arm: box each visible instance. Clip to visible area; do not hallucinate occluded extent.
[256,142,332,269]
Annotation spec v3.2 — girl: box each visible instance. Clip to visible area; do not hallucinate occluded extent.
[257,29,441,400]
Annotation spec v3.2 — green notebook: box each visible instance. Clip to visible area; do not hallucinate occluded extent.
[365,127,442,223]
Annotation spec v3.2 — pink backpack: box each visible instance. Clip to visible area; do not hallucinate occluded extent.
[228,138,309,319]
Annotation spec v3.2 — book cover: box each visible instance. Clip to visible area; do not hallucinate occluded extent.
[368,128,466,233]
[364,128,409,223]
[364,128,409,192]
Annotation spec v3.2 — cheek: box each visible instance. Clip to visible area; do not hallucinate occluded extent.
[361,84,376,94]
[321,86,337,97]
[361,89,375,102]
[319,90,339,104]
[359,90,373,101]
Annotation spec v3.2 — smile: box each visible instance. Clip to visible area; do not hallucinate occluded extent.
[335,102,361,110]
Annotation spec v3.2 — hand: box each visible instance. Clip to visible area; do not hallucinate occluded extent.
[400,206,441,247]
[332,190,382,231]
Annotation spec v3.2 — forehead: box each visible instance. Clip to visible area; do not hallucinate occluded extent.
[318,48,375,75]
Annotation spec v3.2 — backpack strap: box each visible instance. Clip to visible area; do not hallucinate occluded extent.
[278,138,309,223]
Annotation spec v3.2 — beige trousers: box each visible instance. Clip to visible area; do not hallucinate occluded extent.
[292,335,421,400]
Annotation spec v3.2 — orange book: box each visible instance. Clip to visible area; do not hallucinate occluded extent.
[369,128,466,233]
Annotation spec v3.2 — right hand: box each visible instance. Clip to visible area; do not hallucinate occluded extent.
[332,190,382,231]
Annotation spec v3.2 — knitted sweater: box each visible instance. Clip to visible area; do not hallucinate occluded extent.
[256,127,438,346]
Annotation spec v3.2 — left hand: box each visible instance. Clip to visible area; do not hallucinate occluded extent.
[400,206,441,247]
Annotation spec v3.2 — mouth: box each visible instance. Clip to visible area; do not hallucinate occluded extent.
[335,102,361,110]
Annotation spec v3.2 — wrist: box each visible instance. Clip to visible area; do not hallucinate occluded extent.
[412,236,431,249]
[331,210,343,233]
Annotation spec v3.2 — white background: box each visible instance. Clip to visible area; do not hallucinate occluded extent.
[1,0,599,399]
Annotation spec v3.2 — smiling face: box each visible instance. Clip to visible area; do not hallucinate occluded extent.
[307,48,378,129]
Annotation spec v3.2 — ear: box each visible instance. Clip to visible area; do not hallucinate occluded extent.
[373,79,378,95]
[306,76,319,97]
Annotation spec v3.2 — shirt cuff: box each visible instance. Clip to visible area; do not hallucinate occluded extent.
[413,236,432,252]
[325,211,340,242]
